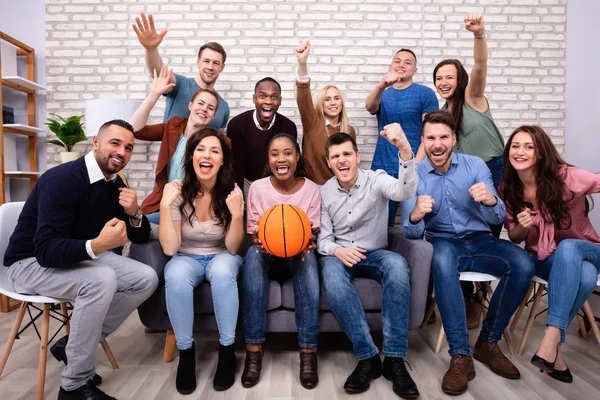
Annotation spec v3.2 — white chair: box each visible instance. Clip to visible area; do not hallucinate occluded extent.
[422,271,515,355]
[0,202,118,400]
[511,274,600,355]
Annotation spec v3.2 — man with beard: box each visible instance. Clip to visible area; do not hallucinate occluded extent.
[366,48,438,227]
[4,120,159,400]
[401,110,534,396]
[133,12,230,129]
[226,77,298,195]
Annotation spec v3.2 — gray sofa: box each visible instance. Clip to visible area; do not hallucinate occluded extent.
[131,227,433,335]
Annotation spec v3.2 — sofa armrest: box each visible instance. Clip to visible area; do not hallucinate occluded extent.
[388,227,433,329]
[130,240,171,281]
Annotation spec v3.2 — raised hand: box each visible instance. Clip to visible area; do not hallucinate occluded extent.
[118,187,140,217]
[469,182,497,206]
[333,246,367,267]
[379,71,401,89]
[381,123,410,151]
[464,13,485,36]
[132,12,168,50]
[151,66,176,96]
[94,217,128,253]
[516,207,533,229]
[160,181,181,208]
[410,195,434,223]
[295,41,311,64]
[225,186,244,218]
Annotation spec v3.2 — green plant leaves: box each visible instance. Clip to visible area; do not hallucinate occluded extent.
[45,113,87,152]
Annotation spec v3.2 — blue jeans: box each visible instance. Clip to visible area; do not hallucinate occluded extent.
[146,212,160,225]
[431,234,534,357]
[534,239,600,343]
[319,249,411,359]
[242,246,320,349]
[164,250,242,349]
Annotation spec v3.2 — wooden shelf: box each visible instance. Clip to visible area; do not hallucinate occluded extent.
[3,124,45,137]
[4,171,42,178]
[2,76,45,94]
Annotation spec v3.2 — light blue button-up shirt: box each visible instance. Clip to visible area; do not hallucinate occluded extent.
[401,152,505,240]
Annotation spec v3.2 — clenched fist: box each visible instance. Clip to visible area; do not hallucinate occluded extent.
[516,207,533,229]
[161,182,181,209]
[296,41,311,64]
[379,71,401,89]
[469,182,497,206]
[410,195,434,224]
[118,187,140,217]
[226,186,244,218]
[465,13,485,37]
[92,217,128,254]
[381,123,410,151]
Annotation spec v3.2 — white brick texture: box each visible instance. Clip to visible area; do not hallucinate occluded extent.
[45,0,567,199]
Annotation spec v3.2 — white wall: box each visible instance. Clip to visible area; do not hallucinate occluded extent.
[564,0,600,230]
[0,0,46,201]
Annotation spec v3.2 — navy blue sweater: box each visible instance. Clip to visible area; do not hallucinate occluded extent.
[4,157,150,268]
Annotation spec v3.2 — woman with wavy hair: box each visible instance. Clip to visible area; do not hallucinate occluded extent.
[500,125,600,383]
[295,41,356,184]
[158,128,244,394]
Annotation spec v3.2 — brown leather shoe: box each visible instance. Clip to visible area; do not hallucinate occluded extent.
[441,355,476,395]
[241,350,263,388]
[473,338,520,379]
[466,297,482,330]
[299,352,318,389]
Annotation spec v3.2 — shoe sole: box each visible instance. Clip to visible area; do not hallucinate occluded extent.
[241,379,259,388]
[50,346,66,364]
[474,353,520,379]
[344,371,382,394]
[213,381,234,391]
[382,371,419,399]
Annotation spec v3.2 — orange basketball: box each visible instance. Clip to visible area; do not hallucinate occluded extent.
[258,204,312,258]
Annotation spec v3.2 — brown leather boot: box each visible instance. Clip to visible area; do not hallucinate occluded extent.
[441,355,476,395]
[473,338,520,379]
[466,297,482,330]
[241,350,263,388]
[299,352,318,389]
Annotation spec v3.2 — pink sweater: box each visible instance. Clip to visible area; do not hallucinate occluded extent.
[246,177,321,234]
[505,166,600,260]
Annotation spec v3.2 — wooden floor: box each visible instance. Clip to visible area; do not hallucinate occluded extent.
[1,302,599,400]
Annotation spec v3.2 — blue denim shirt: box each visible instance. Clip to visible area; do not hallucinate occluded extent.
[401,152,505,240]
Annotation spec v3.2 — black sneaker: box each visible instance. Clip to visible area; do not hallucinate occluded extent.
[343,354,382,393]
[383,357,419,399]
[57,382,117,400]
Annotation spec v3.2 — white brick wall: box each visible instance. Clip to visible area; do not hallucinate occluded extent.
[45,0,567,199]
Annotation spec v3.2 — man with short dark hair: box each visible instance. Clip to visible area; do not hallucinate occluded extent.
[366,48,439,226]
[133,12,230,128]
[4,120,159,400]
[318,128,420,398]
[226,77,298,194]
[401,110,534,396]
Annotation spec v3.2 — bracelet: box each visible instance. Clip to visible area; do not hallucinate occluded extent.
[474,31,487,39]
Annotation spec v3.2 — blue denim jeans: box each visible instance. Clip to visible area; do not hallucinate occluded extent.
[242,246,320,349]
[319,249,411,359]
[431,234,534,357]
[146,212,160,225]
[534,239,600,343]
[164,250,242,349]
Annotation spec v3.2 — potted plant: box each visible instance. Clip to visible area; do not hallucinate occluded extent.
[45,113,87,163]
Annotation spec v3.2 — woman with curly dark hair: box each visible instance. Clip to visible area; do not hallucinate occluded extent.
[500,125,600,384]
[158,128,245,394]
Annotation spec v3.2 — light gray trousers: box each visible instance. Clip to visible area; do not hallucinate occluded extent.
[7,251,159,390]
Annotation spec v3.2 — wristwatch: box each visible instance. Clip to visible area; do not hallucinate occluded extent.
[130,208,143,221]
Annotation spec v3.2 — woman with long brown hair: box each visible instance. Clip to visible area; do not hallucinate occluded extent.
[500,125,600,383]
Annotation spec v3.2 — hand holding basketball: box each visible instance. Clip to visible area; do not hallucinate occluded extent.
[258,204,312,258]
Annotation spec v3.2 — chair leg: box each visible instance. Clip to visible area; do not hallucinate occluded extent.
[421,299,437,329]
[164,330,176,363]
[0,301,28,377]
[577,313,588,340]
[100,340,119,370]
[36,304,51,400]
[434,324,446,354]
[582,301,600,348]
[518,283,545,355]
[510,282,534,332]
[60,302,70,335]
[503,329,515,355]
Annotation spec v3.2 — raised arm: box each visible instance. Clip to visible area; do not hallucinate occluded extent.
[158,182,183,256]
[224,186,245,255]
[366,69,400,114]
[129,66,175,132]
[296,40,310,77]
[132,12,175,86]
[464,13,488,108]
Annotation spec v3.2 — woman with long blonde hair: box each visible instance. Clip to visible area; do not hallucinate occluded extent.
[295,41,356,184]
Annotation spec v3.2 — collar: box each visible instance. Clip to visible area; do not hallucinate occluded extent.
[84,151,117,184]
[325,119,341,128]
[252,110,277,131]
[422,153,459,175]
[335,169,365,192]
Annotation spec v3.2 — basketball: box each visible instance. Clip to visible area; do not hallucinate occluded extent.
[258,204,312,258]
